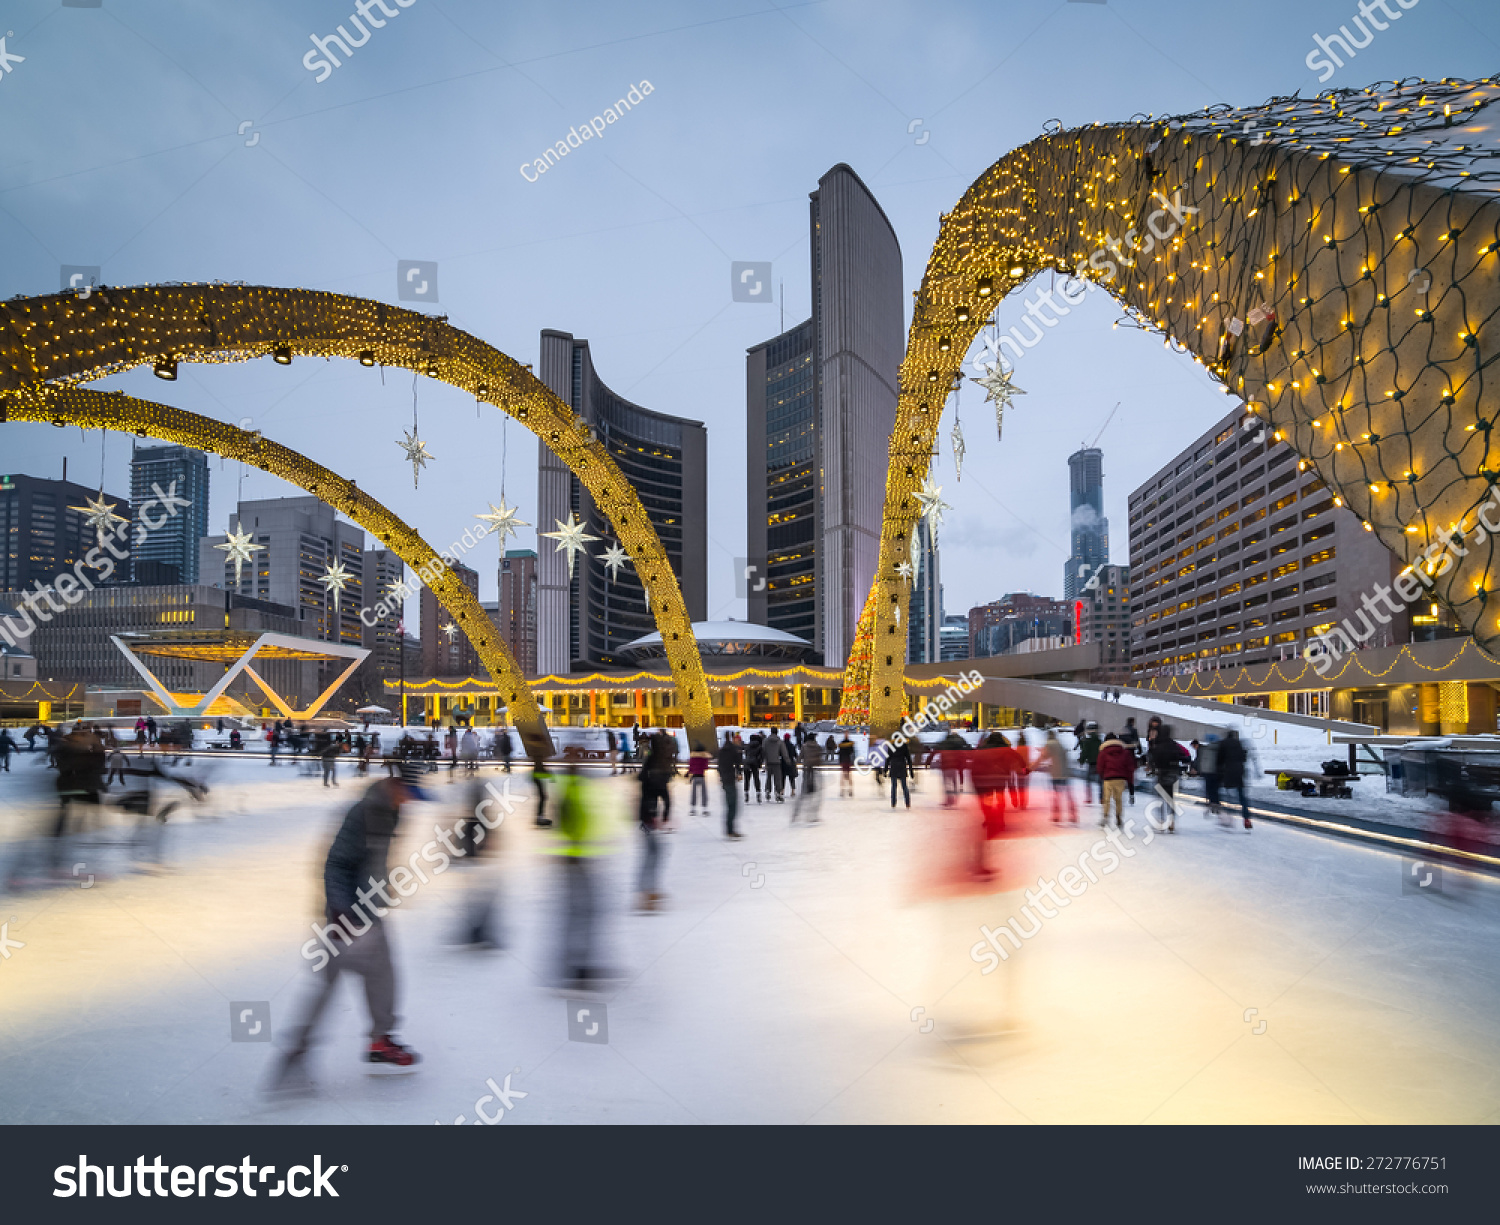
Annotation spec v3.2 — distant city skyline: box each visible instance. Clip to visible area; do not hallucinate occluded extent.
[0,0,1485,639]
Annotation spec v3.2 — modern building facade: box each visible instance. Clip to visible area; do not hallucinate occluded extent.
[907,519,941,664]
[200,496,366,649]
[0,583,310,701]
[1078,562,1131,683]
[493,548,538,675]
[968,593,1074,658]
[1127,404,1408,682]
[746,163,904,668]
[939,613,970,662]
[746,319,817,645]
[0,472,133,594]
[421,562,481,677]
[1063,446,1110,601]
[130,444,209,585]
[360,547,406,695]
[537,330,707,672]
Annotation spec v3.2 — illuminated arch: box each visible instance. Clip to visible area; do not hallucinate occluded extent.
[0,285,716,747]
[1,385,558,751]
[843,76,1500,734]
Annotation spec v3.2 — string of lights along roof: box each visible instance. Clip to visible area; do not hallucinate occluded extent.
[841,75,1500,735]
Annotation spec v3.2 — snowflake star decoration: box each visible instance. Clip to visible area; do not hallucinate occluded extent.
[601,542,631,583]
[475,498,528,553]
[541,515,600,579]
[69,492,128,545]
[319,559,353,616]
[970,362,1026,440]
[214,521,264,586]
[398,427,434,489]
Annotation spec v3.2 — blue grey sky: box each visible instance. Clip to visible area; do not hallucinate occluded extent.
[1,0,1494,628]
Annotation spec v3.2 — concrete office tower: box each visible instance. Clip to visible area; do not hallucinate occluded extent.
[537,330,707,672]
[421,561,480,677]
[362,547,406,685]
[0,472,132,592]
[746,164,904,666]
[1064,446,1110,601]
[130,444,209,585]
[907,518,941,664]
[494,548,538,675]
[1127,403,1408,677]
[199,495,365,646]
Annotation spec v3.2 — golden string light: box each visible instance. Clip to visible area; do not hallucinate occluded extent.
[0,285,717,749]
[842,76,1500,735]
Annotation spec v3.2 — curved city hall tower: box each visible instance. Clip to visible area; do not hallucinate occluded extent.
[537,330,707,673]
[746,164,904,666]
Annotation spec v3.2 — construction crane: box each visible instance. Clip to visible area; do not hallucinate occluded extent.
[1085,401,1121,449]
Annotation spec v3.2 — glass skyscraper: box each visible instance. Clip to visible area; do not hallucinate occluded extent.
[746,163,904,666]
[536,330,707,672]
[1064,446,1110,601]
[130,444,209,585]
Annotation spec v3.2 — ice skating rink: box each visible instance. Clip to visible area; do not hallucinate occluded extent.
[2,757,1498,1125]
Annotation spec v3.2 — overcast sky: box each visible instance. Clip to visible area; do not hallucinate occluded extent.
[1,0,1493,627]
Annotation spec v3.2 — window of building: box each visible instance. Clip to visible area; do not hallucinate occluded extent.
[1272,582,1300,600]
[1302,497,1334,519]
[1244,593,1268,608]
[1305,597,1337,615]
[1304,572,1336,592]
[1273,560,1300,580]
[1306,546,1335,567]
[1273,607,1300,623]
[1303,522,1334,545]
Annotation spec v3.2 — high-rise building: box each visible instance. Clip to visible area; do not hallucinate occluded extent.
[421,561,480,677]
[199,496,365,648]
[537,330,707,672]
[747,163,904,667]
[907,519,941,664]
[361,547,406,690]
[1078,562,1131,682]
[1063,446,1110,601]
[1127,403,1408,677]
[130,444,209,585]
[0,472,132,593]
[493,548,538,675]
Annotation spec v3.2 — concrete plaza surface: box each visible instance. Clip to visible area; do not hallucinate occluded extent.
[1,755,1497,1125]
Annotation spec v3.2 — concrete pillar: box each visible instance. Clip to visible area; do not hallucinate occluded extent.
[793,684,803,723]
[737,685,747,725]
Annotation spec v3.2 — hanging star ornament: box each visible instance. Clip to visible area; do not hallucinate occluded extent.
[397,427,434,489]
[214,521,264,586]
[319,559,353,616]
[475,498,528,553]
[600,542,631,583]
[951,417,966,481]
[895,560,915,582]
[970,362,1027,439]
[385,575,414,601]
[442,621,459,642]
[541,515,600,579]
[69,492,128,543]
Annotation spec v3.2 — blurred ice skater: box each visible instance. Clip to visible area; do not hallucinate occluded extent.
[555,748,609,984]
[718,732,743,839]
[269,758,430,1094]
[792,736,823,824]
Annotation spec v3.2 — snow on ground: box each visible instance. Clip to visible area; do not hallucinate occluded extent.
[1050,684,1338,745]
